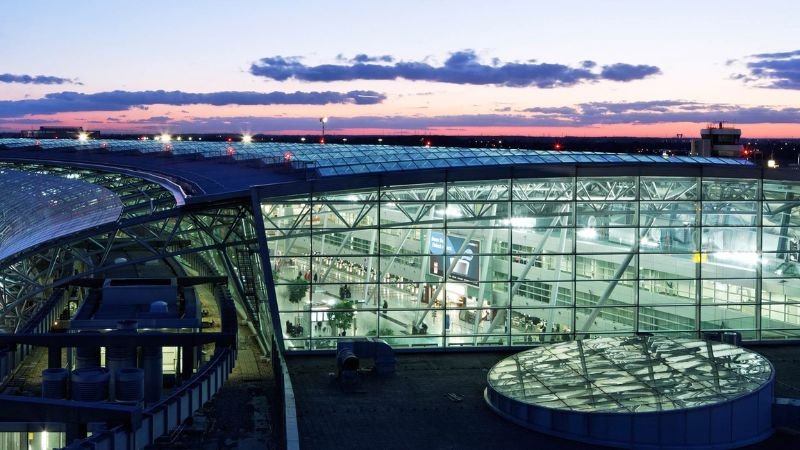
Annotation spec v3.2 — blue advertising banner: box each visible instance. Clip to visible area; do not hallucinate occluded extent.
[429,232,480,285]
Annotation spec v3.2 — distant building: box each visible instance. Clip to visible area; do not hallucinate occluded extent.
[690,122,743,157]
[19,126,99,139]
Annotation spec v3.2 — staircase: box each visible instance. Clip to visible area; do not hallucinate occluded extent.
[235,249,259,317]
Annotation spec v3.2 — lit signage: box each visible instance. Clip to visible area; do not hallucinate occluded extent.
[429,232,480,285]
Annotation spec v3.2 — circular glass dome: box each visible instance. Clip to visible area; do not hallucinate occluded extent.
[485,337,775,449]
[487,336,771,413]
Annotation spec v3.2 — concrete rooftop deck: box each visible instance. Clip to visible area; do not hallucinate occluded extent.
[287,347,800,450]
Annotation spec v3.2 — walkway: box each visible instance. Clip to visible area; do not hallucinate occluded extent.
[147,295,277,449]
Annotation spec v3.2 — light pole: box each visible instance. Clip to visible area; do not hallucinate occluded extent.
[320,117,328,143]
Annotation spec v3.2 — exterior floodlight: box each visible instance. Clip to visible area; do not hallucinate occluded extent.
[320,117,328,143]
[242,134,253,144]
[77,132,89,142]
[160,133,172,143]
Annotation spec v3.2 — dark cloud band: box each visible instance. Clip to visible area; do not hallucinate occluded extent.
[2,99,796,131]
[735,50,800,90]
[88,101,800,133]
[0,73,74,85]
[576,101,800,124]
[0,89,386,118]
[250,50,661,88]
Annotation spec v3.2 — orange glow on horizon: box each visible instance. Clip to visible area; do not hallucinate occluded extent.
[3,112,799,139]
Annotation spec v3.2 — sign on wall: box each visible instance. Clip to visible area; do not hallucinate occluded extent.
[429,232,480,285]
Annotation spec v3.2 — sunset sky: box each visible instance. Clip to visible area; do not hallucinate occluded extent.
[1,0,799,137]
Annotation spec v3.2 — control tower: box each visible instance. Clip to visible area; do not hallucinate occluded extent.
[690,122,743,157]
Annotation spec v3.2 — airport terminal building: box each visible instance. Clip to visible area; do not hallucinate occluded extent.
[0,137,799,447]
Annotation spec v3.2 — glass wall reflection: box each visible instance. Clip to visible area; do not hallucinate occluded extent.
[261,176,800,350]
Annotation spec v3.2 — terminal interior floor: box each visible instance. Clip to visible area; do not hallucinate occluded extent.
[287,348,800,450]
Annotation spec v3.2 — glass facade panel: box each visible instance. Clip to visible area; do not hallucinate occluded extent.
[701,279,757,304]
[512,178,574,201]
[380,202,442,227]
[576,228,637,253]
[575,306,636,333]
[640,177,699,201]
[702,201,758,226]
[448,179,510,201]
[509,307,574,344]
[638,306,697,331]
[512,202,572,227]
[762,278,800,303]
[640,253,697,279]
[576,177,636,201]
[639,227,699,253]
[638,279,697,305]
[702,178,758,201]
[576,280,635,306]
[701,304,756,330]
[261,175,800,351]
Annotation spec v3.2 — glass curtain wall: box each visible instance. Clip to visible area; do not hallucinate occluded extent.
[260,175,800,351]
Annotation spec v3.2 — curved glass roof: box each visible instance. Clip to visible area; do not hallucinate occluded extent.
[0,138,755,179]
[487,336,771,413]
[0,168,122,261]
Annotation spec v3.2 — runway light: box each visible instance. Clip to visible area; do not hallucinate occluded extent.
[160,133,171,143]
[242,134,253,144]
[554,143,562,150]
[77,132,89,142]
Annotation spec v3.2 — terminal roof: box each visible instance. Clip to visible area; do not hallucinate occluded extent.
[1,138,757,199]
